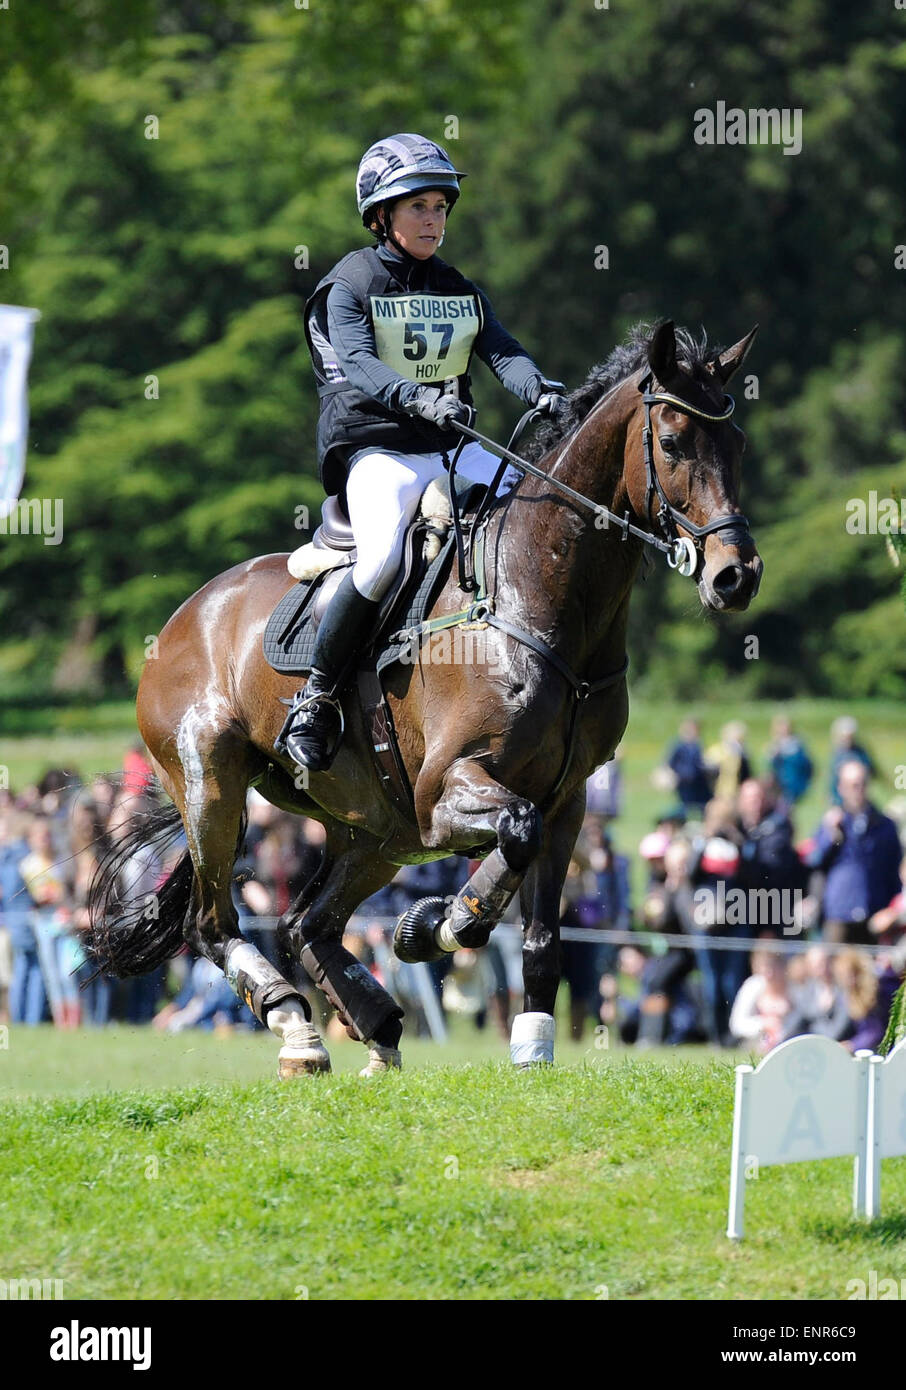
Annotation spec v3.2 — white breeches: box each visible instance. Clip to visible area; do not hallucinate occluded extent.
[344,442,521,601]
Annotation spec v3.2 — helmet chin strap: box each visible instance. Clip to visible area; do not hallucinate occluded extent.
[380,205,410,259]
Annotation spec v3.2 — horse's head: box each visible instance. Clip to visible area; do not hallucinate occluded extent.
[624,320,763,613]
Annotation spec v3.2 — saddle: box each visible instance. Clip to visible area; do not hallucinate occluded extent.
[263,476,489,817]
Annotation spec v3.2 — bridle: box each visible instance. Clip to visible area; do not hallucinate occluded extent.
[449,367,752,582]
[638,371,751,577]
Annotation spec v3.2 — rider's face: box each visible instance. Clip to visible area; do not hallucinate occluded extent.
[380,192,448,258]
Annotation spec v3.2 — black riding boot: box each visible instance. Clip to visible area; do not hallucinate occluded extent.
[277,569,380,773]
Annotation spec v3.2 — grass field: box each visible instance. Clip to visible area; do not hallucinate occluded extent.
[2,1026,906,1301]
[2,698,905,1299]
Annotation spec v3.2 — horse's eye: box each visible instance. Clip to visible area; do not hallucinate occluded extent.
[659,435,679,457]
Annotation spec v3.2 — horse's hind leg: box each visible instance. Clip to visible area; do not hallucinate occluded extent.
[278,822,403,1077]
[159,717,331,1078]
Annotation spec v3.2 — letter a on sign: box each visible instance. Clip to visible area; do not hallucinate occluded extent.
[778,1096,824,1155]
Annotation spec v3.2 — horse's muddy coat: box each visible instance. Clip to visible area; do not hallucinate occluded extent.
[89,322,762,1073]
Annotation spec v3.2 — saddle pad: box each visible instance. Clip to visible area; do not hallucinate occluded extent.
[263,529,458,678]
[262,569,330,674]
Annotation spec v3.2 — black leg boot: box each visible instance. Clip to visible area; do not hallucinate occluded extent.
[277,570,380,773]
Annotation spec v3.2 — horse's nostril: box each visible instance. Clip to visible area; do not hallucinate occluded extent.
[713,564,744,594]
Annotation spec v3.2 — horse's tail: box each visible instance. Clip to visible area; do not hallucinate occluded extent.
[86,792,195,979]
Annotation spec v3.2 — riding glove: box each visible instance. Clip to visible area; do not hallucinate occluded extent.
[531,376,568,419]
[403,388,471,428]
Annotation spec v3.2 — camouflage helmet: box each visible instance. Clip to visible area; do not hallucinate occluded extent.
[356,133,465,231]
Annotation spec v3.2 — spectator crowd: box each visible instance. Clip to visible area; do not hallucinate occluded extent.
[1,714,904,1057]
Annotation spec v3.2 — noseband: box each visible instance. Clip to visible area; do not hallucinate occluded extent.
[639,371,750,576]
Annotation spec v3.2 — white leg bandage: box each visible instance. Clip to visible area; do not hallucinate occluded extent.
[510,1011,555,1067]
[268,1002,331,1077]
[358,1041,403,1078]
[436,918,459,953]
[267,1001,322,1050]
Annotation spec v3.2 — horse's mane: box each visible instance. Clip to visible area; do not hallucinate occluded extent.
[524,321,724,463]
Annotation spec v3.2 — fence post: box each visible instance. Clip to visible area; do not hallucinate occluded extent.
[866,1053,882,1219]
[727,1064,753,1240]
[852,1050,880,1219]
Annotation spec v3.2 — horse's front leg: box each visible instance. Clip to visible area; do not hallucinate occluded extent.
[394,758,543,963]
[513,789,586,1067]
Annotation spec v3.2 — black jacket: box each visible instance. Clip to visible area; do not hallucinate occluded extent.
[304,241,543,496]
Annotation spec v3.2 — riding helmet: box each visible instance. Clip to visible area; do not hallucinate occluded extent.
[356,133,466,232]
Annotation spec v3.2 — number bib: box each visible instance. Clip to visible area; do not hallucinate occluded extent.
[369,293,482,383]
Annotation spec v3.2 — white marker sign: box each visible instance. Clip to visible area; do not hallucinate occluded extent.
[0,304,40,520]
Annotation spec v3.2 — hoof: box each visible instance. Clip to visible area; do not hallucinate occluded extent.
[358,1043,402,1078]
[277,1044,332,1079]
[393,896,448,963]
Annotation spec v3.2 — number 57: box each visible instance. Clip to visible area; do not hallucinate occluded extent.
[403,322,453,361]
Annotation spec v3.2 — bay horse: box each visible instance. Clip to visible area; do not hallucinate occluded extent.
[87,320,762,1075]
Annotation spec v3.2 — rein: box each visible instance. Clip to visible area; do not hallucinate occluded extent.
[450,370,750,580]
[451,417,680,559]
[418,374,750,809]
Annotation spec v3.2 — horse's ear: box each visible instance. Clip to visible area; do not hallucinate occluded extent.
[710,325,759,384]
[647,320,678,383]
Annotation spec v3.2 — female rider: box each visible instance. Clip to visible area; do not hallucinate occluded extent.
[279,132,565,771]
